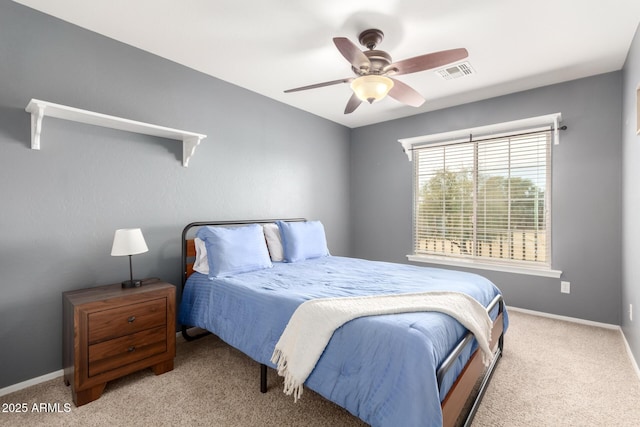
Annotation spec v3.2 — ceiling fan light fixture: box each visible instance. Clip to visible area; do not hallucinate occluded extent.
[350,75,394,104]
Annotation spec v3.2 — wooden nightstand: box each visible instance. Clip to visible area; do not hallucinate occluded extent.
[62,279,176,406]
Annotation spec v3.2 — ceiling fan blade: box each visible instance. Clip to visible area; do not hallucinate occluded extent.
[333,37,371,70]
[387,48,468,76]
[284,77,353,93]
[388,78,425,107]
[344,93,362,114]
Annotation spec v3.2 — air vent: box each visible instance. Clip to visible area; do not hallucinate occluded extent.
[435,62,475,80]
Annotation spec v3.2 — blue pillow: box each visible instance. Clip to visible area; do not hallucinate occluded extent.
[277,220,330,263]
[196,224,272,278]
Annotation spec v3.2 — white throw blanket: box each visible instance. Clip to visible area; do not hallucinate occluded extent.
[271,291,493,401]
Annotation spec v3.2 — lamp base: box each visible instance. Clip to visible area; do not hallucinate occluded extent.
[121,280,142,289]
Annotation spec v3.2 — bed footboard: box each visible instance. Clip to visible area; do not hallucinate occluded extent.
[440,295,504,427]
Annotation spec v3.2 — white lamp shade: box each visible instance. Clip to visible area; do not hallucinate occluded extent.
[111,228,149,256]
[350,75,394,103]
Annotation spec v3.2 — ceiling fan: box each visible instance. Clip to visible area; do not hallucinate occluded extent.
[284,29,468,114]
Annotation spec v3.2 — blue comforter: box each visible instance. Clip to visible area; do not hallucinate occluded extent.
[179,256,508,427]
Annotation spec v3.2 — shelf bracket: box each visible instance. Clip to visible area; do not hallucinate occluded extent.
[29,101,46,150]
[183,135,204,168]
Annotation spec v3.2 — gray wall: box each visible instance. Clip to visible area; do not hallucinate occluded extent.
[622,24,640,366]
[350,72,623,326]
[1,0,635,389]
[0,1,351,388]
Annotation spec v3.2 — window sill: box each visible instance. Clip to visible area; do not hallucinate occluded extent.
[407,254,562,278]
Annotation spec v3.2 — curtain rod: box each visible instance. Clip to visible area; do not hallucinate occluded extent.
[407,125,568,153]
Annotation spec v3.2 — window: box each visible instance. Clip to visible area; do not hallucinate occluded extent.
[403,116,561,276]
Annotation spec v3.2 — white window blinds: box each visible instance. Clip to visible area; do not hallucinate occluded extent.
[413,128,551,268]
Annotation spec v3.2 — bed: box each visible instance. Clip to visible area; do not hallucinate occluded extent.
[178,219,508,427]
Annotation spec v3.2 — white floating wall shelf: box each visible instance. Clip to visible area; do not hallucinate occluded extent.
[25,99,207,167]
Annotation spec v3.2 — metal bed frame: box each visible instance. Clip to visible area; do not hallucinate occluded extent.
[179,219,504,427]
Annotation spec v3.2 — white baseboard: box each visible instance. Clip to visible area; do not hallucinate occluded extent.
[506,306,619,329]
[0,331,186,398]
[507,305,640,381]
[0,369,63,398]
[620,326,640,382]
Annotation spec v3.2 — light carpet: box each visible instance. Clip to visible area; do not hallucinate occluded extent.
[1,310,639,426]
[473,310,640,426]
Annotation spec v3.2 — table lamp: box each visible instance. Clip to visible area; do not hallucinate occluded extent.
[111,228,149,288]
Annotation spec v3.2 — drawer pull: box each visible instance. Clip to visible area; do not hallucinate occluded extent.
[128,346,136,352]
[127,316,136,323]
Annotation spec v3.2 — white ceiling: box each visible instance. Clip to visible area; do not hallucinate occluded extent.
[13,0,640,128]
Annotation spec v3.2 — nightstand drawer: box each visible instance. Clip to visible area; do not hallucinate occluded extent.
[88,326,167,377]
[88,298,166,343]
